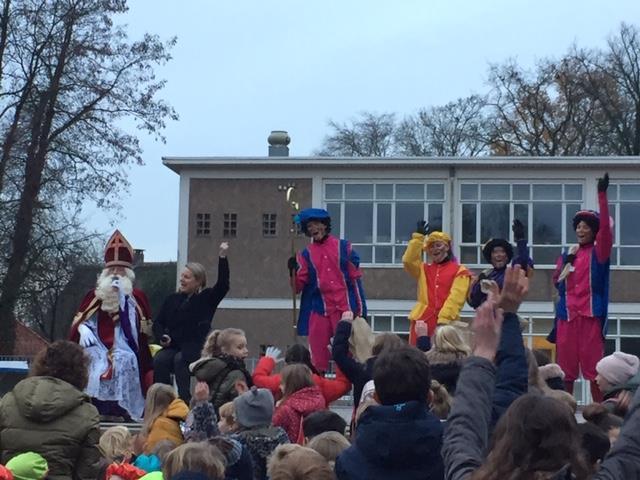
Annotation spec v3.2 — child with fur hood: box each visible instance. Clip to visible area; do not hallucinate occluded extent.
[190,328,252,413]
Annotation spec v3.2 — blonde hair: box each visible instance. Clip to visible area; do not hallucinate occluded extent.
[307,431,350,465]
[142,383,178,436]
[218,401,238,433]
[184,262,207,292]
[281,364,314,400]
[163,442,225,480]
[267,444,335,480]
[201,328,246,358]
[430,380,452,420]
[432,325,471,356]
[99,426,133,463]
[371,333,405,357]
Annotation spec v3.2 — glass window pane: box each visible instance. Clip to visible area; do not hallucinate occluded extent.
[373,315,391,332]
[375,246,393,264]
[564,184,582,201]
[326,203,341,238]
[620,204,640,244]
[395,245,408,264]
[621,185,640,201]
[462,204,477,243]
[481,184,510,200]
[604,339,616,357]
[428,203,443,232]
[620,247,640,266]
[513,184,530,200]
[621,319,640,335]
[610,247,618,265]
[533,203,561,244]
[377,203,392,242]
[345,184,373,199]
[607,184,618,201]
[532,318,554,335]
[461,184,478,200]
[460,246,478,264]
[325,184,342,200]
[565,204,581,243]
[480,203,509,242]
[394,316,410,333]
[396,184,424,200]
[354,245,372,264]
[376,184,393,199]
[532,246,560,265]
[608,320,618,335]
[395,202,424,244]
[427,184,445,200]
[620,338,640,358]
[344,203,373,243]
[533,184,562,200]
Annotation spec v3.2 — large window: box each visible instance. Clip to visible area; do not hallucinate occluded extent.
[324,182,446,265]
[609,184,640,266]
[459,183,583,266]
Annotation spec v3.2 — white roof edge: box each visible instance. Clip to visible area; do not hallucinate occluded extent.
[162,156,640,173]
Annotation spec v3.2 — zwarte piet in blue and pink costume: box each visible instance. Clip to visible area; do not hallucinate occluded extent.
[292,208,367,372]
[551,173,612,402]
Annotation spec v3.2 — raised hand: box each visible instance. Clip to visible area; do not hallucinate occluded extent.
[597,172,609,193]
[287,256,298,273]
[472,293,504,362]
[265,346,283,363]
[194,381,210,402]
[415,320,429,338]
[497,265,529,314]
[219,242,229,257]
[512,219,525,241]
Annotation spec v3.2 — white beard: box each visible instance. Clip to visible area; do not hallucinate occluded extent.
[95,268,134,314]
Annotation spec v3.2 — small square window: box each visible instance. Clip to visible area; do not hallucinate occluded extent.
[262,213,277,236]
[223,213,237,238]
[196,213,210,236]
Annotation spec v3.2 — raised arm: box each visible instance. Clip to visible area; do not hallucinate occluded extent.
[595,173,612,264]
[403,227,426,279]
[206,242,230,305]
[331,314,367,385]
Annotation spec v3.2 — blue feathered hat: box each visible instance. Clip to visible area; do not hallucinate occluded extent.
[295,208,331,236]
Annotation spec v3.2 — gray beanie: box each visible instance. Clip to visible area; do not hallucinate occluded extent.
[233,387,275,428]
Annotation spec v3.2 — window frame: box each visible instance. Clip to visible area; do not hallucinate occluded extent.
[223,212,237,238]
[195,212,211,236]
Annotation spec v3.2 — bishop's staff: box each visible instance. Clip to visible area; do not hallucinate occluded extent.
[278,183,300,342]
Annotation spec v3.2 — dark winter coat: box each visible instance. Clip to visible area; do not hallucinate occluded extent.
[190,354,252,412]
[335,400,444,480]
[0,376,101,480]
[272,385,326,443]
[153,257,229,363]
[231,426,289,480]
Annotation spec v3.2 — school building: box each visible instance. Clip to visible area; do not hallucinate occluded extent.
[163,133,640,384]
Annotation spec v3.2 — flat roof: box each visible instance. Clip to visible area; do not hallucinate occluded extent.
[162,155,640,174]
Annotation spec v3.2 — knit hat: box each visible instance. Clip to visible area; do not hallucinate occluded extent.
[596,352,640,386]
[0,465,13,480]
[5,453,47,480]
[133,454,162,473]
[233,387,275,428]
[573,210,600,234]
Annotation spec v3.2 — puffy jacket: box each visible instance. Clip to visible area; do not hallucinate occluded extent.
[144,398,189,453]
[0,376,101,480]
[251,356,351,404]
[336,401,444,480]
[272,386,326,443]
[190,355,252,412]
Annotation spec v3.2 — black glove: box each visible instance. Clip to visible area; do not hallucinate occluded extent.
[287,256,298,272]
[416,220,429,235]
[597,172,609,193]
[477,271,488,282]
[512,219,525,241]
[565,253,576,265]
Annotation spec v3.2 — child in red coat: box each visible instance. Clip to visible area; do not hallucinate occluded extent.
[272,364,326,443]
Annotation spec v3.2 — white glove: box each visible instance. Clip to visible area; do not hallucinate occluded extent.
[78,323,98,348]
[265,346,283,363]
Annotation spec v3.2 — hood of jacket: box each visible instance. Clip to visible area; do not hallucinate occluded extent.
[164,398,189,421]
[286,386,326,415]
[351,401,443,471]
[10,376,90,423]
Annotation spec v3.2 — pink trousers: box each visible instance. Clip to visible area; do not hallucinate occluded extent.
[308,311,341,372]
[556,313,604,382]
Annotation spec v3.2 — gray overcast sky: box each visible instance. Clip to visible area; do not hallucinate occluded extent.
[85,0,640,261]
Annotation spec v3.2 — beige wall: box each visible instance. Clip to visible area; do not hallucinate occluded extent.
[188,178,312,298]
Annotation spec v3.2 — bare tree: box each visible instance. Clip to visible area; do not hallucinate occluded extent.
[396,95,490,156]
[0,0,176,353]
[316,112,397,156]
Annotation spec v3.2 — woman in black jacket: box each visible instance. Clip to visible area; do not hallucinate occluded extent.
[153,242,230,402]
